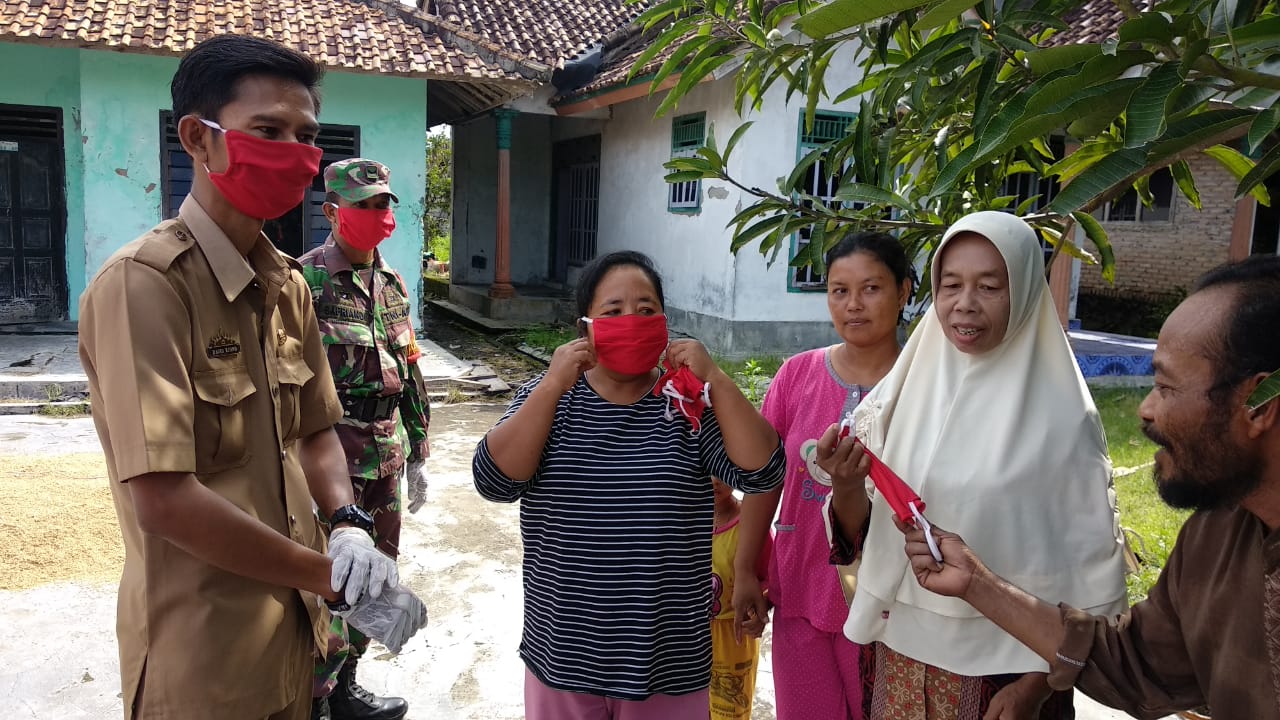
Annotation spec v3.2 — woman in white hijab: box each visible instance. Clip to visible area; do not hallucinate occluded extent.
[820,211,1128,719]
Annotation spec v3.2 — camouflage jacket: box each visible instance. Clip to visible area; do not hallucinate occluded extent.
[299,237,430,479]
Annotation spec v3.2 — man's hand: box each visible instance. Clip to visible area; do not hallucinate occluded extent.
[406,460,429,514]
[329,526,399,605]
[901,520,983,599]
[334,584,428,654]
[731,573,770,642]
[983,672,1052,720]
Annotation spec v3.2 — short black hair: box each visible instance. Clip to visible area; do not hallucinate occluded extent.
[1192,254,1280,398]
[171,34,324,122]
[575,251,666,318]
[325,191,341,205]
[825,231,913,288]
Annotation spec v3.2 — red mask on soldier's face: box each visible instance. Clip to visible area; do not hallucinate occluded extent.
[200,118,322,220]
[585,313,669,376]
[336,207,396,252]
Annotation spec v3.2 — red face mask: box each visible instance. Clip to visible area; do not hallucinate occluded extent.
[336,207,396,252]
[585,313,668,375]
[201,119,322,220]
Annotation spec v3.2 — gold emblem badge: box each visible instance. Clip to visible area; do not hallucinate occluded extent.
[277,329,288,347]
[206,329,241,359]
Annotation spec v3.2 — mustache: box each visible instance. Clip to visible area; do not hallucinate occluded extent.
[1141,421,1170,448]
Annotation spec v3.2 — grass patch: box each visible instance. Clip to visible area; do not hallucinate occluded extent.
[520,324,577,355]
[1091,386,1191,604]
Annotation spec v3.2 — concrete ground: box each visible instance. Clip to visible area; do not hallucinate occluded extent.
[0,411,1148,720]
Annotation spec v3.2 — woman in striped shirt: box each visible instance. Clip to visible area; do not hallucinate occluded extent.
[473,250,786,720]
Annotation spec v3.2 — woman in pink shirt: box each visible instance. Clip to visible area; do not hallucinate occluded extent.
[733,232,912,719]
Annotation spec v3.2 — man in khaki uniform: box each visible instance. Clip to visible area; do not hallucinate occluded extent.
[78,35,425,720]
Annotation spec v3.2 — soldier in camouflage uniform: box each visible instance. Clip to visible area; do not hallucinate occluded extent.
[299,158,431,720]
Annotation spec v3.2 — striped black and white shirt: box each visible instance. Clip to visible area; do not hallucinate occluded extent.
[473,373,785,700]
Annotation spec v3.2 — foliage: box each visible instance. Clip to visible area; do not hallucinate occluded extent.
[630,0,1280,294]
[520,324,578,355]
[428,234,452,264]
[1248,369,1280,410]
[425,132,452,250]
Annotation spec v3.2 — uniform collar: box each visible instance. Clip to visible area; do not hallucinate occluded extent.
[319,234,391,276]
[180,195,290,302]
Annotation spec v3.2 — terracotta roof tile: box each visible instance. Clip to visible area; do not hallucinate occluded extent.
[428,0,644,67]
[0,0,535,82]
[1045,0,1156,47]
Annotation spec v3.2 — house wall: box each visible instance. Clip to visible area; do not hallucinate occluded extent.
[0,44,429,325]
[1078,152,1237,301]
[598,41,867,356]
[451,113,554,286]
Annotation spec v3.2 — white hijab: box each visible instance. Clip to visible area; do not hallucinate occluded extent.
[843,211,1127,676]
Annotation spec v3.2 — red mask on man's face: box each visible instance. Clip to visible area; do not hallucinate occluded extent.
[585,313,669,376]
[201,119,322,220]
[336,207,396,252]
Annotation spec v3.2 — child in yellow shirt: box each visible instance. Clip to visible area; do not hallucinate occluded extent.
[711,477,772,720]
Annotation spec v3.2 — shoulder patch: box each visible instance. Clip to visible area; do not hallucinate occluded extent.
[127,218,196,272]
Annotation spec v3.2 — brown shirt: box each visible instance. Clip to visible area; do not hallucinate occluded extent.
[1050,505,1280,720]
[78,196,342,719]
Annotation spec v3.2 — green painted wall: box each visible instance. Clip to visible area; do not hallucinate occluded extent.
[0,44,429,324]
[0,43,85,314]
[79,50,177,282]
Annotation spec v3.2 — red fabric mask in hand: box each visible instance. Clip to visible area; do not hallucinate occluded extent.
[839,419,925,525]
[585,313,668,376]
[654,359,712,433]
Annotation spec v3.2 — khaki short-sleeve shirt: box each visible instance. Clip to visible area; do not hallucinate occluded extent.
[78,196,342,720]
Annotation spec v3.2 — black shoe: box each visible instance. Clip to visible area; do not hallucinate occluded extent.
[327,660,408,720]
[311,697,332,720]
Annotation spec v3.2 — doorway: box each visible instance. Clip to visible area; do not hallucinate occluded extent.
[0,104,67,324]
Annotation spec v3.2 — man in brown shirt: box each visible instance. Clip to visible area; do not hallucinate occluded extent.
[899,255,1280,719]
[78,35,425,720]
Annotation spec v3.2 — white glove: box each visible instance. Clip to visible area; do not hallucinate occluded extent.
[333,584,428,654]
[328,526,399,606]
[406,460,429,514]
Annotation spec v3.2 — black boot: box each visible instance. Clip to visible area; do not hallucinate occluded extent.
[326,659,408,720]
[311,697,331,720]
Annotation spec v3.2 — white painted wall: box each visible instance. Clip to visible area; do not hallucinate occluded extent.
[598,38,868,326]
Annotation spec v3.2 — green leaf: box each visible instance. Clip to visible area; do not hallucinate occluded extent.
[1015,194,1044,214]
[722,121,755,161]
[1169,158,1202,210]
[795,0,934,38]
[972,56,1000,136]
[1202,144,1272,205]
[1124,63,1186,148]
[833,182,913,208]
[1249,103,1280,154]
[1246,370,1280,411]
[784,144,828,192]
[1117,13,1175,44]
[1070,211,1115,282]
[1025,43,1102,76]
[665,170,711,183]
[1239,140,1280,198]
[1047,147,1148,214]
[1148,109,1256,163]
[1039,224,1098,264]
[915,0,977,32]
[1168,81,1227,118]
[1180,37,1210,76]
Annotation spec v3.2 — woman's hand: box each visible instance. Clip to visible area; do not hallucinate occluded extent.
[544,338,596,395]
[815,423,870,497]
[983,672,1052,720]
[665,339,724,382]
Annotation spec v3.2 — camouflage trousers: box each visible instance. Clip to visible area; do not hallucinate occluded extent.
[313,470,403,699]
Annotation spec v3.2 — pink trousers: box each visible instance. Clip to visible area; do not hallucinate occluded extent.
[771,615,863,720]
[524,668,711,720]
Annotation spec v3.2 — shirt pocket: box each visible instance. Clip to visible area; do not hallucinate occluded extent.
[277,354,315,443]
[191,367,256,473]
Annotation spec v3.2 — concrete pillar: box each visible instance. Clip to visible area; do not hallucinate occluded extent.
[489,108,518,299]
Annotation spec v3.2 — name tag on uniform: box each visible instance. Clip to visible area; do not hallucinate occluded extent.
[207,331,241,359]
